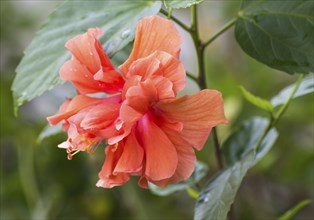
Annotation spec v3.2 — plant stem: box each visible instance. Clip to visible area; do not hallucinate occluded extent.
[186,71,199,83]
[168,8,173,18]
[272,74,304,126]
[254,74,304,151]
[160,8,191,32]
[212,127,224,169]
[203,18,237,48]
[190,5,224,171]
[190,5,206,90]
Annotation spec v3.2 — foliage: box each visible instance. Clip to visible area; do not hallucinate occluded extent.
[271,74,314,107]
[235,0,314,74]
[12,0,161,113]
[164,0,204,9]
[194,117,278,220]
[239,86,274,112]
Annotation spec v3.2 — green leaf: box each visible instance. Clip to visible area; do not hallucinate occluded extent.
[149,161,208,196]
[12,1,162,113]
[278,199,312,220]
[235,0,314,74]
[222,117,276,166]
[271,74,314,107]
[37,123,63,144]
[239,86,274,112]
[164,0,203,9]
[194,117,278,220]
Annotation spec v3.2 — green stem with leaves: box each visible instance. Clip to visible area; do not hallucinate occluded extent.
[255,74,304,152]
[190,5,237,171]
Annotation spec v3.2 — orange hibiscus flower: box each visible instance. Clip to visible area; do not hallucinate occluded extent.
[48,16,227,189]
[96,16,227,188]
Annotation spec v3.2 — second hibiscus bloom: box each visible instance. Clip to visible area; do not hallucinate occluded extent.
[47,15,227,188]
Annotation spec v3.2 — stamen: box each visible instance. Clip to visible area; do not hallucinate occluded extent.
[71,150,80,156]
[67,154,72,160]
[66,146,73,153]
[67,149,80,160]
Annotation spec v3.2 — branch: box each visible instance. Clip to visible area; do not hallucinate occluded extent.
[203,18,237,48]
[160,8,191,32]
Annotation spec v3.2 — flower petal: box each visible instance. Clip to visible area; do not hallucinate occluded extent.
[80,102,120,130]
[65,28,107,74]
[137,113,178,181]
[152,51,186,94]
[114,131,144,174]
[119,16,182,74]
[97,145,130,188]
[47,95,101,125]
[126,55,161,79]
[47,95,121,126]
[60,59,124,95]
[151,76,175,100]
[60,60,103,94]
[64,28,124,94]
[125,80,157,114]
[162,125,196,183]
[156,89,228,150]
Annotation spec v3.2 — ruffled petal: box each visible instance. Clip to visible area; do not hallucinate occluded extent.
[80,102,120,130]
[60,59,124,95]
[60,60,103,94]
[125,80,157,114]
[119,16,182,74]
[65,28,106,73]
[151,76,175,100]
[47,95,121,126]
[161,124,196,183]
[47,95,101,126]
[63,28,124,94]
[126,55,161,79]
[151,51,186,94]
[156,89,228,150]
[114,131,144,174]
[137,113,178,181]
[121,75,142,99]
[97,145,130,188]
[124,51,185,95]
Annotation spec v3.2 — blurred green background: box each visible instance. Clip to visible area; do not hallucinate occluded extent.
[1,1,313,219]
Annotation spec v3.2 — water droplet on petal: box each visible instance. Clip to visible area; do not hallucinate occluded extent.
[115,118,124,130]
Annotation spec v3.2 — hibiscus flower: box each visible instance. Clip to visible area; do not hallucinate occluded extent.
[96,16,228,188]
[48,15,227,189]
